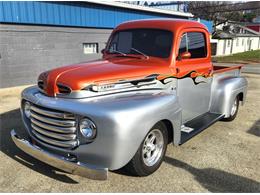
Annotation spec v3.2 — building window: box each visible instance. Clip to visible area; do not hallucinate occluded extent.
[83,43,98,54]
[236,39,239,47]
[242,39,244,46]
[178,32,207,59]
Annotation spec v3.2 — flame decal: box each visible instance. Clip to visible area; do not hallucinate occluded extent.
[148,70,212,86]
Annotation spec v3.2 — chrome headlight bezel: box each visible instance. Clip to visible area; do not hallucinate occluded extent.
[79,118,97,140]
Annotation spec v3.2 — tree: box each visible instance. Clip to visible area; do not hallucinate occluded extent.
[187,1,260,33]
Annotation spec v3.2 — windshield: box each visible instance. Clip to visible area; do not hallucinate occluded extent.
[107,29,173,58]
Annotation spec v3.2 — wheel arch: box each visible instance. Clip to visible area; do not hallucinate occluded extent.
[161,119,174,144]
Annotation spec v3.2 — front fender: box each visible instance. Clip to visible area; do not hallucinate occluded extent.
[76,90,182,170]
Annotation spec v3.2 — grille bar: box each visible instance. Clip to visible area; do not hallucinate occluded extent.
[32,129,78,148]
[31,111,76,127]
[31,124,76,141]
[31,118,76,134]
[31,105,75,119]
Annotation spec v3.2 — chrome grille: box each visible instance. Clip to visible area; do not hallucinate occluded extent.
[29,104,78,149]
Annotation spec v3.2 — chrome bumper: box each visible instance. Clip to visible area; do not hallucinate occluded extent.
[11,129,108,180]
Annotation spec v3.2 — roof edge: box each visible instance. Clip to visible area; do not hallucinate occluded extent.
[84,0,193,18]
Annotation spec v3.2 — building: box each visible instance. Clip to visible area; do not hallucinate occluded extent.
[147,1,188,13]
[0,1,192,88]
[212,22,260,56]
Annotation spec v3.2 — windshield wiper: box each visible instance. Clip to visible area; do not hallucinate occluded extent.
[110,50,127,56]
[131,48,149,59]
[109,49,141,59]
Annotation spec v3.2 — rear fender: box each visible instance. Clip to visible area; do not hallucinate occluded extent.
[210,76,248,117]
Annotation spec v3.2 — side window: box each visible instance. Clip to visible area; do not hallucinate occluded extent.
[178,32,207,59]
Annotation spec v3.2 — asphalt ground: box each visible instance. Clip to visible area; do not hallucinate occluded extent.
[0,73,260,192]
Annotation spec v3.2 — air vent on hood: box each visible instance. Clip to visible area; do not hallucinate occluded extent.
[38,80,44,90]
[57,83,71,94]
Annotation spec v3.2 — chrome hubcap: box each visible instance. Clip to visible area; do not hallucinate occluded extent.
[231,99,238,116]
[142,129,164,167]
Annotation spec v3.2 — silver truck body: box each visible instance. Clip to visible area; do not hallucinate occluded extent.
[12,67,247,180]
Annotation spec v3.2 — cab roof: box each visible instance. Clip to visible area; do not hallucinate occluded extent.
[115,19,208,33]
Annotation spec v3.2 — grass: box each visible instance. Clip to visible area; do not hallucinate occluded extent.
[213,50,260,63]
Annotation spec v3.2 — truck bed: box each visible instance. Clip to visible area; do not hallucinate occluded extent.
[213,65,243,74]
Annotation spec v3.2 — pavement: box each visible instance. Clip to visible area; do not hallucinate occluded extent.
[214,62,260,74]
[0,73,260,192]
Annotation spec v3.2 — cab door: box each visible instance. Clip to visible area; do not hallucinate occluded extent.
[175,29,213,123]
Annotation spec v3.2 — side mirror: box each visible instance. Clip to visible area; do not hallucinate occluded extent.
[180,51,191,60]
[101,49,106,54]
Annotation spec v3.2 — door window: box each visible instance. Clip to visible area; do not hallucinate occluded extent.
[178,32,207,59]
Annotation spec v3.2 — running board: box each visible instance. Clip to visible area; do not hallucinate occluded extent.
[180,112,224,145]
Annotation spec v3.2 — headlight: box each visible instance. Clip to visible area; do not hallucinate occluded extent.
[80,118,97,139]
[24,101,31,118]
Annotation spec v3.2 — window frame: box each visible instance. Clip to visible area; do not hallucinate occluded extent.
[177,31,208,60]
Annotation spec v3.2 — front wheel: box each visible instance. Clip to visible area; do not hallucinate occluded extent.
[124,122,168,176]
[222,96,239,121]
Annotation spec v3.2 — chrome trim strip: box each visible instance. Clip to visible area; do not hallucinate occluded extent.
[56,78,177,99]
[31,111,76,127]
[31,118,76,134]
[31,124,77,141]
[11,130,108,180]
[31,105,75,119]
[31,129,78,148]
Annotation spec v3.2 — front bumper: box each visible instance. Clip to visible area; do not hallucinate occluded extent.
[11,129,108,180]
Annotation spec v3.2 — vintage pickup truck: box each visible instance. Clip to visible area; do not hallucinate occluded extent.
[11,19,248,180]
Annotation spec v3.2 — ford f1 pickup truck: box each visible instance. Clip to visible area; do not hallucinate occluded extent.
[11,19,248,180]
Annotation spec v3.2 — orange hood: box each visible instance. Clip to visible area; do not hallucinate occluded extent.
[39,57,173,96]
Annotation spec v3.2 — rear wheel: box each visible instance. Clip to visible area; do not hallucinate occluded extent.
[222,96,239,121]
[124,122,168,176]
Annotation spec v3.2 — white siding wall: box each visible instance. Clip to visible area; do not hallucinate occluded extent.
[225,39,232,55]
[250,37,260,50]
[215,40,225,56]
[213,36,260,56]
[232,37,246,53]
